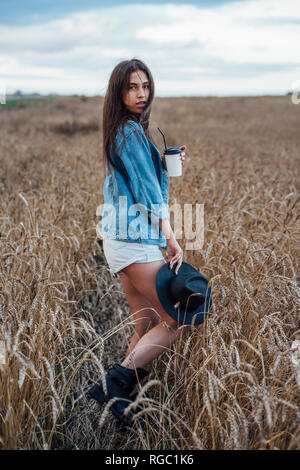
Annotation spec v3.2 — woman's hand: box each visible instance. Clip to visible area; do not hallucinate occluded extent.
[166,237,183,275]
[179,145,186,166]
[161,145,186,171]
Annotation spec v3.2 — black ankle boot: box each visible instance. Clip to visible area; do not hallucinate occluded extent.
[87,364,148,425]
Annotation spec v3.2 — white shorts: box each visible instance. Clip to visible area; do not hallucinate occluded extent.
[102,237,165,274]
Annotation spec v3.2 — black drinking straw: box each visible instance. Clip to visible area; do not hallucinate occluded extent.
[157,127,167,151]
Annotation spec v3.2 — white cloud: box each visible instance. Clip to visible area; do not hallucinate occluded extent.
[1,1,300,96]
[137,1,300,64]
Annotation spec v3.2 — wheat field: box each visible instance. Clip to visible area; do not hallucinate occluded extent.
[0,95,299,450]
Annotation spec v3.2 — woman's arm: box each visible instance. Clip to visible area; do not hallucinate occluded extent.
[159,218,183,275]
[159,218,174,241]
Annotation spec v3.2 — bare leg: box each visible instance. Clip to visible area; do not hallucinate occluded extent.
[118,260,193,370]
[121,321,191,369]
[117,269,162,396]
[118,270,161,358]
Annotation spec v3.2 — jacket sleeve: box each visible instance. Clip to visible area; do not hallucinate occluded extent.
[115,123,170,220]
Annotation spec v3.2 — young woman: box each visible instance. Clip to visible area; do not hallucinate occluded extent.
[88,58,189,425]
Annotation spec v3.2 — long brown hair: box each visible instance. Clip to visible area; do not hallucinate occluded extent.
[102,58,156,175]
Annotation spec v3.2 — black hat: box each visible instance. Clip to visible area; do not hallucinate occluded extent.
[156,261,213,325]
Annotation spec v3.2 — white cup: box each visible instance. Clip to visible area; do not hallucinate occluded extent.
[164,147,182,177]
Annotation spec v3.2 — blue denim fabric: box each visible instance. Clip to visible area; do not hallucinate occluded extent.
[100,120,170,249]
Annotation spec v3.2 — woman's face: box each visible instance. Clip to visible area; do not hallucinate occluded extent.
[122,69,150,114]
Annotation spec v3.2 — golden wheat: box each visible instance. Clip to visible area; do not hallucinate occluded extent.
[0,95,299,450]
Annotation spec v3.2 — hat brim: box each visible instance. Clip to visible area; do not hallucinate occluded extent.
[156,261,213,325]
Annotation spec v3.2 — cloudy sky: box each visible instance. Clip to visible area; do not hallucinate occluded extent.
[1,0,300,97]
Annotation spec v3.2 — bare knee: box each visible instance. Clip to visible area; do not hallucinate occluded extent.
[162,320,192,335]
[121,262,179,324]
[161,317,180,330]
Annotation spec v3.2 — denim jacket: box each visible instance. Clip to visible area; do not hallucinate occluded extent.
[100,120,170,249]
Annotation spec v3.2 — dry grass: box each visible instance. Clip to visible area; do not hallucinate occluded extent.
[0,95,299,450]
